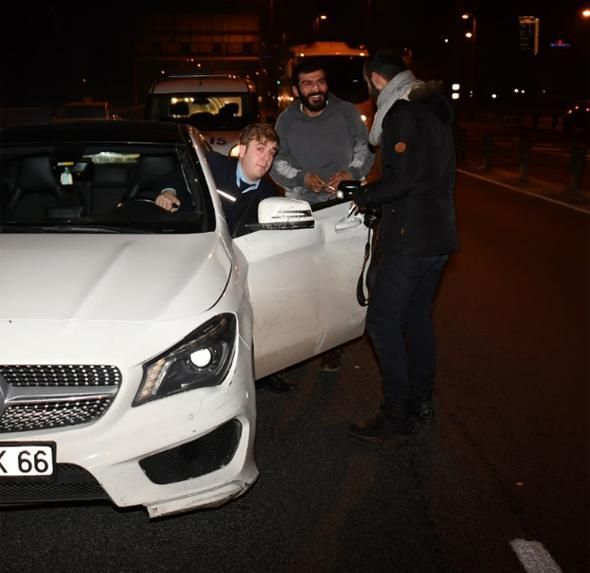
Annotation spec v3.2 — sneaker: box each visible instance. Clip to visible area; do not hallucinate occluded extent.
[348,409,415,441]
[320,349,342,372]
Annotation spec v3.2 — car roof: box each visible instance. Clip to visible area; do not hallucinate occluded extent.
[0,120,189,146]
[289,41,368,57]
[150,75,255,94]
[61,101,109,107]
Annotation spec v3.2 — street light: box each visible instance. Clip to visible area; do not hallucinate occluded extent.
[461,13,477,93]
[313,14,328,39]
[461,12,477,40]
[581,4,590,96]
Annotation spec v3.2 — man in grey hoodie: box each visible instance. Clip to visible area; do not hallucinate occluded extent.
[271,59,374,372]
[270,60,374,205]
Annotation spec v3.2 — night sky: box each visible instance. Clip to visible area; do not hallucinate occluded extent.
[0,0,586,107]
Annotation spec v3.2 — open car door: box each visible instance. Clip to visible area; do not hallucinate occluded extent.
[233,198,369,379]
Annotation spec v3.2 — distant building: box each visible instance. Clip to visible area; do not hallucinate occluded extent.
[518,16,540,56]
[134,13,267,105]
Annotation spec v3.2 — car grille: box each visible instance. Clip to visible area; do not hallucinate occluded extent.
[0,365,121,433]
[0,364,122,387]
[0,463,108,504]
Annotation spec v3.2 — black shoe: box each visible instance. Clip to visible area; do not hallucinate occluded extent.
[414,401,435,421]
[256,373,296,393]
[320,349,342,372]
[348,409,415,441]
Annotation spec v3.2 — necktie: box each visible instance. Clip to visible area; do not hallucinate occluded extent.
[239,179,254,193]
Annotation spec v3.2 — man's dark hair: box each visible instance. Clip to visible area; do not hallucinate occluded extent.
[364,50,407,81]
[291,59,328,87]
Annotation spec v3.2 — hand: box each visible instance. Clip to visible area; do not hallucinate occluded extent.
[304,172,327,193]
[326,171,352,193]
[363,207,381,228]
[155,190,181,212]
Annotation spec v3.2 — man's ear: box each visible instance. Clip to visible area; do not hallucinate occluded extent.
[291,85,300,98]
[238,143,247,159]
[370,71,385,90]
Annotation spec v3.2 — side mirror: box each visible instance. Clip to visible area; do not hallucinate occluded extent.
[256,197,314,230]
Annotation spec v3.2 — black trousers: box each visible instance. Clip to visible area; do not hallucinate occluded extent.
[366,253,449,412]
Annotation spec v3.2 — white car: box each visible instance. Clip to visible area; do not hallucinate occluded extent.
[0,120,368,517]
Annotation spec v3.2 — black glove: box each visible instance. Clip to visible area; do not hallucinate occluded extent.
[363,207,381,228]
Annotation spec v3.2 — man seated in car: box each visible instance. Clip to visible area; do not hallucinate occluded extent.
[156,123,280,236]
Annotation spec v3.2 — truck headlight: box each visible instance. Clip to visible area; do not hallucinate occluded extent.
[133,314,237,406]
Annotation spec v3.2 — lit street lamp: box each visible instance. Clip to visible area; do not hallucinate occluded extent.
[313,14,328,39]
[461,12,477,94]
[582,4,590,96]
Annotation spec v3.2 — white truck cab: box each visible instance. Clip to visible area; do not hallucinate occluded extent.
[145,74,260,155]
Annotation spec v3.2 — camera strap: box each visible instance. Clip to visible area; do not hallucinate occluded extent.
[356,227,373,307]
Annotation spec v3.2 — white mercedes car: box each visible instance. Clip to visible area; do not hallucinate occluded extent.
[0,120,368,517]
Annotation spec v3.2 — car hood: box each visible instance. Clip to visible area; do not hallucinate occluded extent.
[0,232,231,322]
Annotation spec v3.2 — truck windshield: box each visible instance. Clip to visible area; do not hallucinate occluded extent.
[149,93,256,131]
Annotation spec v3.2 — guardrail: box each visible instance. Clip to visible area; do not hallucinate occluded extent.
[455,129,589,195]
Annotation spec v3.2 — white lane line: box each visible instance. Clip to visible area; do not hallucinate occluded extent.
[457,169,590,215]
[510,539,562,573]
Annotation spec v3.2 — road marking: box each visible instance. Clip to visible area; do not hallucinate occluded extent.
[457,169,590,215]
[510,539,562,573]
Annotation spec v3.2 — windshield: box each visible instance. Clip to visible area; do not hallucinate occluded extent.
[0,144,210,234]
[149,92,257,131]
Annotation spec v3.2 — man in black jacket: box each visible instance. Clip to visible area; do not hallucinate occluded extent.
[348,50,458,440]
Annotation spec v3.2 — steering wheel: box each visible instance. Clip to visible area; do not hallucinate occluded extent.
[121,197,157,205]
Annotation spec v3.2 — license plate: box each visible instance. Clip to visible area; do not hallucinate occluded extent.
[0,443,55,477]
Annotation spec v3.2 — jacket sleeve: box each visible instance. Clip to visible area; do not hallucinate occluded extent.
[345,106,375,180]
[270,112,306,189]
[364,104,421,207]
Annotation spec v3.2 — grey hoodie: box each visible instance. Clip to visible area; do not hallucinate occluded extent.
[271,94,374,204]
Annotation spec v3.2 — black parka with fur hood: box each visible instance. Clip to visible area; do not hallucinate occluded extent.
[364,82,458,256]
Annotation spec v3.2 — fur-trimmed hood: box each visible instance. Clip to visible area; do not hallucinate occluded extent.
[408,81,454,125]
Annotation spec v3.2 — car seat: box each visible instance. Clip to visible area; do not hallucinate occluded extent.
[124,155,179,202]
[5,156,65,219]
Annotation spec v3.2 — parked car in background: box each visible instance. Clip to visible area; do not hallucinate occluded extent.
[145,74,260,155]
[0,120,369,517]
[53,100,121,122]
[562,100,590,132]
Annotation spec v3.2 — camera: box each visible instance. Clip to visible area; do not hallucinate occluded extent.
[336,180,380,228]
[336,180,365,200]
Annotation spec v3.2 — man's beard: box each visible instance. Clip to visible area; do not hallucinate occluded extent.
[300,91,328,112]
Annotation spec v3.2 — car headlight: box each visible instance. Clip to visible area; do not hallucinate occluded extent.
[228,144,240,157]
[133,314,237,406]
